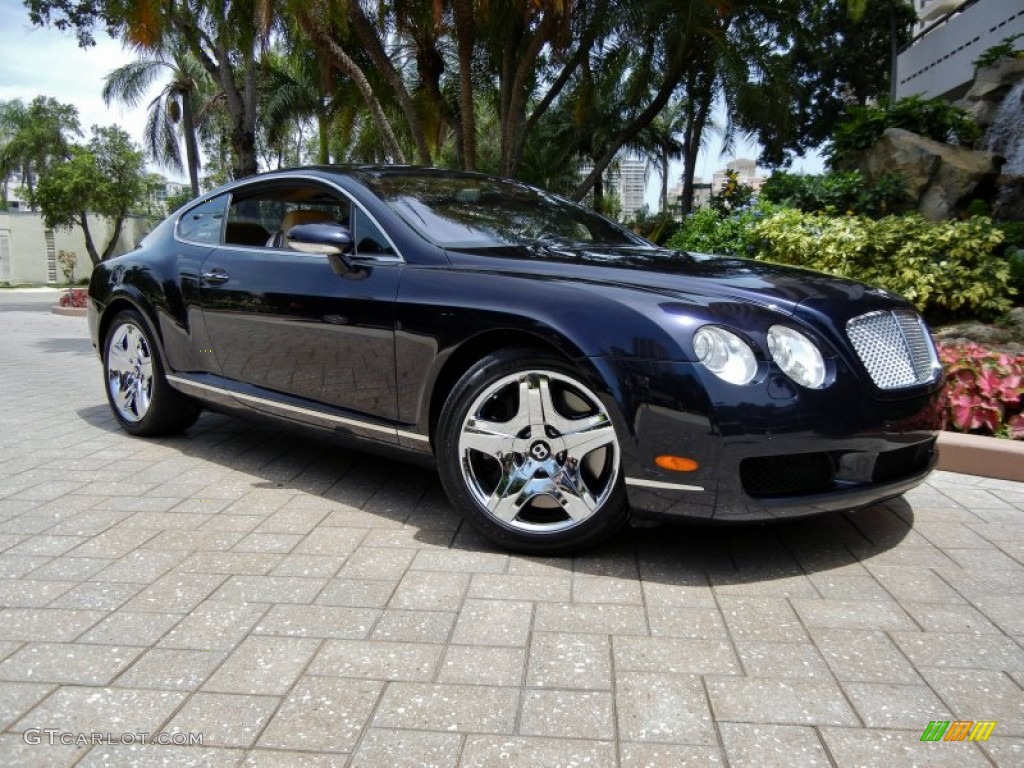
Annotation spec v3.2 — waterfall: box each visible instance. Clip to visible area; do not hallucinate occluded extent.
[986,80,1024,175]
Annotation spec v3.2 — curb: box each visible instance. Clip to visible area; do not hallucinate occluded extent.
[937,431,1024,483]
[50,306,87,317]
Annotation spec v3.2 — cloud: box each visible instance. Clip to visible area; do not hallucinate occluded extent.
[0,5,182,180]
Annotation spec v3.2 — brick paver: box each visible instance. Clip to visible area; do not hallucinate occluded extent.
[1,289,1022,766]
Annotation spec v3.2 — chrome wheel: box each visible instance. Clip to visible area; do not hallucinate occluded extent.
[106,322,154,423]
[457,369,620,534]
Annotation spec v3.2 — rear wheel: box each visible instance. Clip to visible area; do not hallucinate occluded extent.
[437,348,627,554]
[103,309,201,436]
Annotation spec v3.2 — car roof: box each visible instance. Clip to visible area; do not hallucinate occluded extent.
[215,165,530,193]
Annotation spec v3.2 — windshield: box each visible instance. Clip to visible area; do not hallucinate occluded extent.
[362,173,650,249]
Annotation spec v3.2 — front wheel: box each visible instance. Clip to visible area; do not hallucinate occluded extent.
[437,348,627,554]
[103,309,201,436]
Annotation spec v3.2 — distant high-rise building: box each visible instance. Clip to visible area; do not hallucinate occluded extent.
[615,156,651,221]
[710,159,766,196]
[579,155,650,221]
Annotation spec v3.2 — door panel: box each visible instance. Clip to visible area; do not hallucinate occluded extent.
[199,247,402,422]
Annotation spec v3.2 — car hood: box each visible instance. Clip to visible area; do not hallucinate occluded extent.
[445,245,905,317]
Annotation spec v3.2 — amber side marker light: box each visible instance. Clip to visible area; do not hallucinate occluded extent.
[655,456,699,472]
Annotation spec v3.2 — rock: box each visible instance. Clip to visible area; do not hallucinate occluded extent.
[993,175,1024,221]
[932,310,1024,356]
[860,128,1001,220]
[957,57,1024,130]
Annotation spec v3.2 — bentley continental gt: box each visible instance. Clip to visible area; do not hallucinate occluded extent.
[88,166,945,553]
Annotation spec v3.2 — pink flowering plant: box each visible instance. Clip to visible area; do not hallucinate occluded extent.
[58,288,88,309]
[937,342,1024,439]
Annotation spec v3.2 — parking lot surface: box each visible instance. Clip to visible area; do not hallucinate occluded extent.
[0,289,1022,767]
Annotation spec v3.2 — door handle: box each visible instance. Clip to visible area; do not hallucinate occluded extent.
[201,269,230,284]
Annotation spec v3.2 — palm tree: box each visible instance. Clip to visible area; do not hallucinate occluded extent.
[103,41,209,196]
[0,99,29,208]
[0,96,81,210]
[260,43,337,165]
[633,99,687,214]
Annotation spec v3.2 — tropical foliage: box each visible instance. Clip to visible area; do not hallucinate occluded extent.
[669,206,1015,320]
[23,0,913,206]
[759,170,909,217]
[33,124,147,265]
[829,96,981,169]
[0,96,81,209]
[666,200,780,257]
[972,33,1024,70]
[750,211,1013,319]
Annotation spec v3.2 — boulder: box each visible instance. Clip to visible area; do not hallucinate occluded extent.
[993,175,1024,221]
[957,57,1024,129]
[860,128,1001,220]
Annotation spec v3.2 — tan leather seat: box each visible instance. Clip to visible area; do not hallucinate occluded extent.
[268,209,335,248]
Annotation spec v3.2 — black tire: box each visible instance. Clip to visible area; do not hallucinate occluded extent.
[102,309,201,436]
[437,347,627,554]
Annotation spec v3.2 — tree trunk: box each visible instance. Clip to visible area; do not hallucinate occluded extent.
[678,64,715,216]
[659,149,669,213]
[79,212,101,266]
[571,59,686,202]
[889,5,899,103]
[173,16,257,179]
[454,0,477,171]
[298,11,406,164]
[240,50,258,177]
[347,1,432,164]
[24,162,35,211]
[318,112,329,164]
[514,0,606,175]
[180,89,200,196]
[101,215,125,262]
[501,11,558,177]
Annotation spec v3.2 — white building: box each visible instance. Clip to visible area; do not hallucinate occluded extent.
[579,155,651,221]
[0,211,147,285]
[615,155,651,221]
[709,158,767,195]
[897,0,1024,99]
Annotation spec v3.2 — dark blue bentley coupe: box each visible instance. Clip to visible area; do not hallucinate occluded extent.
[88,166,944,553]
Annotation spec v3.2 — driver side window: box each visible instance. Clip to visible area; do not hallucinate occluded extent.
[223,185,350,251]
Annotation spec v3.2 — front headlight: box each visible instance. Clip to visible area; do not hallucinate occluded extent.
[767,325,827,389]
[693,326,758,385]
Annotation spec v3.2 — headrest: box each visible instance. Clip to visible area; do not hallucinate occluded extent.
[282,209,334,231]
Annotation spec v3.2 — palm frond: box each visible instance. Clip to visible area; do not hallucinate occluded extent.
[103,58,168,108]
[143,97,184,174]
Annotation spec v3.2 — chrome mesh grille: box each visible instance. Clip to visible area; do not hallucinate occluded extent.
[846,310,939,390]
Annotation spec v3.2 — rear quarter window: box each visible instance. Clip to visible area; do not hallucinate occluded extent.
[177,196,228,244]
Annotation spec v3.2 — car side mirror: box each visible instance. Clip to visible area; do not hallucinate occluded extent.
[286,222,354,256]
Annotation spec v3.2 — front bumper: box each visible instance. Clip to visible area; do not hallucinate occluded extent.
[608,359,944,522]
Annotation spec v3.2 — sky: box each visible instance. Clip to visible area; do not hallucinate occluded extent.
[0,4,822,208]
[0,4,164,171]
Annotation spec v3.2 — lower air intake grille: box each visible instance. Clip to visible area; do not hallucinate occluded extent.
[740,439,936,499]
[846,310,939,390]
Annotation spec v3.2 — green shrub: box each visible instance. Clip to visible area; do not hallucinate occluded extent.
[994,221,1024,299]
[666,201,780,257]
[830,96,981,169]
[973,34,1024,70]
[708,169,755,215]
[750,211,1014,320]
[760,170,908,218]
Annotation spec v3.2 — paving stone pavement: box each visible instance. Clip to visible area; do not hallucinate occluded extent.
[0,289,1022,767]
